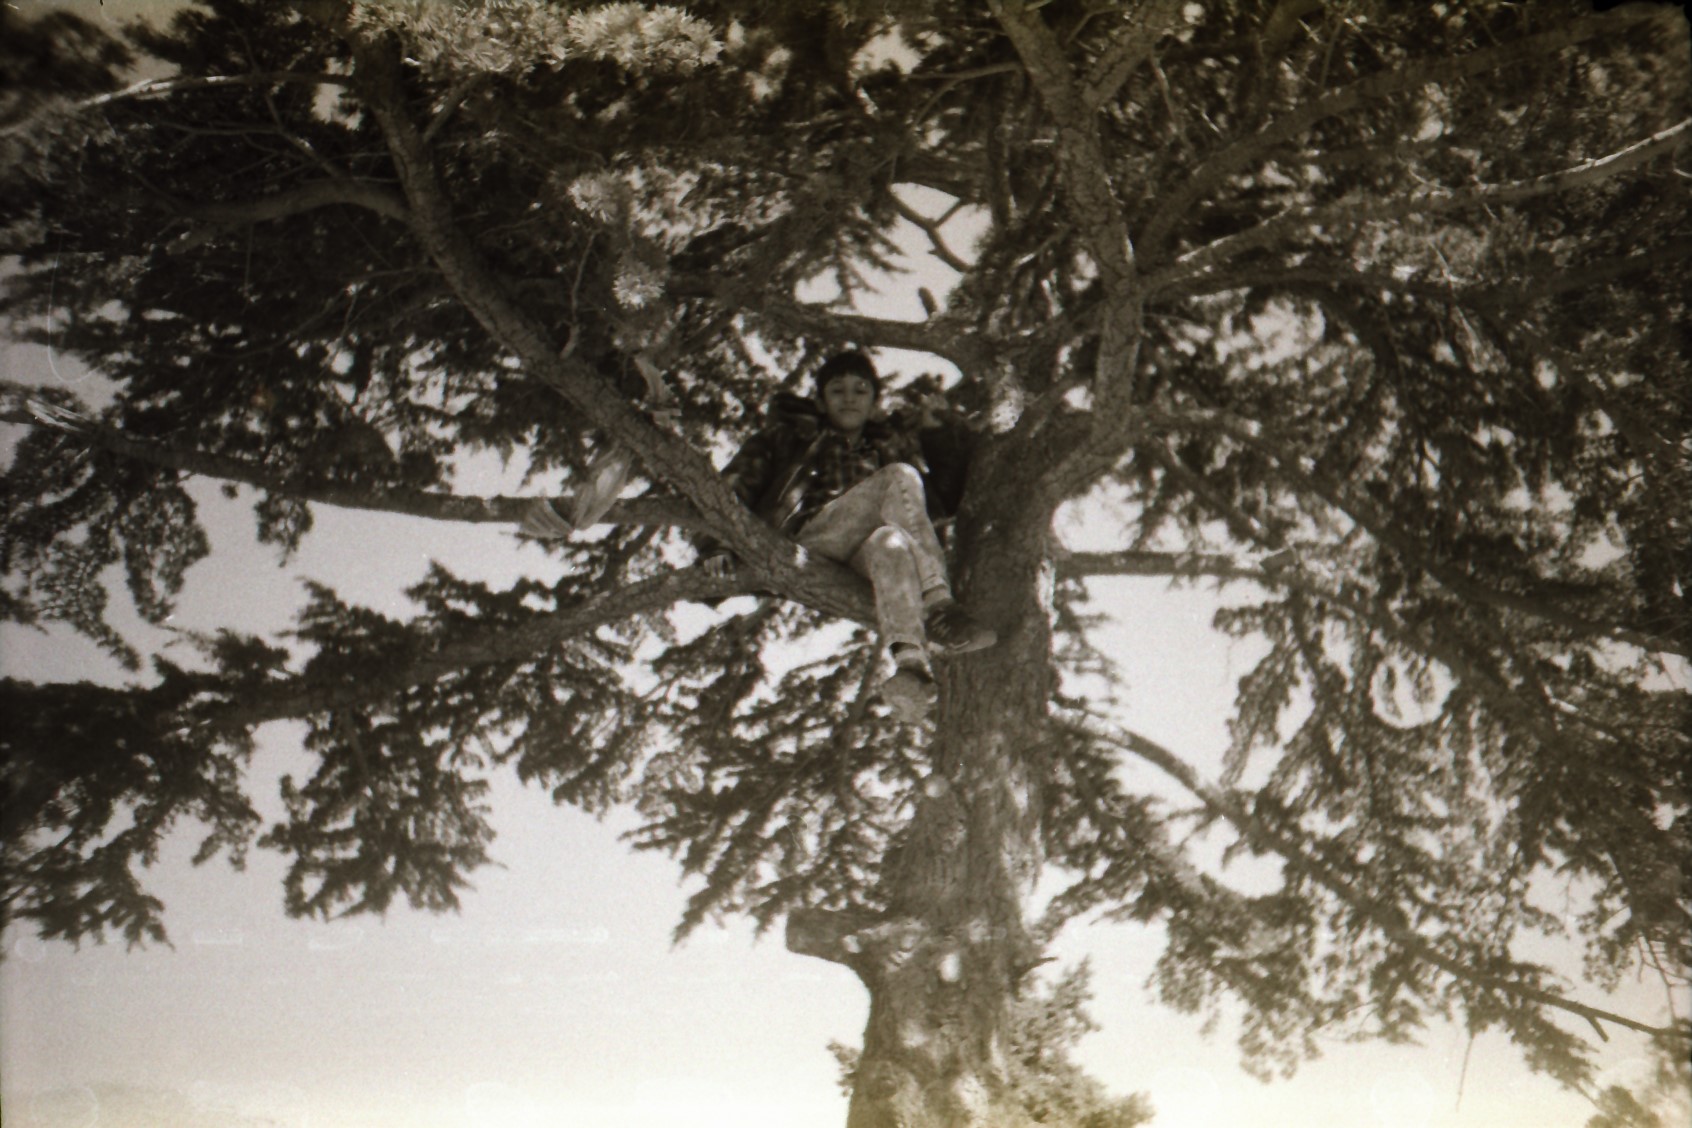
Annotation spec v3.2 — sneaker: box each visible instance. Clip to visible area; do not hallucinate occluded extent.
[881,661,937,723]
[923,600,996,656]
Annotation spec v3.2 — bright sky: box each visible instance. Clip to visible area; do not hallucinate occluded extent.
[3,3,1686,1126]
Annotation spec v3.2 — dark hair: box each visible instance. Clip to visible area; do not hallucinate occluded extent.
[814,351,880,399]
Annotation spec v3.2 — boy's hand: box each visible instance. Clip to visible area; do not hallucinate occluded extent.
[897,375,949,429]
[912,391,949,430]
[700,551,736,579]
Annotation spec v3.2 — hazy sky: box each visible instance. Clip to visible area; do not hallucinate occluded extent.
[2,337,1678,1128]
[3,3,1686,1126]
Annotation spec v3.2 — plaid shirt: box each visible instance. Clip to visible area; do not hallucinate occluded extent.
[697,393,975,556]
[793,428,884,528]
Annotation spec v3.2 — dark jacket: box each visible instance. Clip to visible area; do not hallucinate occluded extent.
[700,393,976,554]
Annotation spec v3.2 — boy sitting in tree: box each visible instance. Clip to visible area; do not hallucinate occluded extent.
[696,351,995,720]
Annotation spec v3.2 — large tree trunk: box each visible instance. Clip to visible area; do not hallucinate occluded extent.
[790,463,1058,1127]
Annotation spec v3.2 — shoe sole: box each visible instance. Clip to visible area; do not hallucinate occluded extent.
[930,629,997,658]
[881,670,937,722]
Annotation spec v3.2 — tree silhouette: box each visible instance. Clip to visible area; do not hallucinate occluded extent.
[3,2,1688,1125]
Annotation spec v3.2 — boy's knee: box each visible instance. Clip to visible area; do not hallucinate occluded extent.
[880,462,923,491]
[863,525,912,558]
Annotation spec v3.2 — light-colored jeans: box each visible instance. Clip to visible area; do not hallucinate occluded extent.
[797,463,950,651]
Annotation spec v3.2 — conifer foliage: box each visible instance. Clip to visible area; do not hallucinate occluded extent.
[3,2,1689,1125]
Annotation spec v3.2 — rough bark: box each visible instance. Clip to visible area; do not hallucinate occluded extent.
[788,446,1060,1128]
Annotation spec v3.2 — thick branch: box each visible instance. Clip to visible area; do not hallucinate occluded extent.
[991,1,1137,325]
[990,0,1148,496]
[1080,0,1188,109]
[732,294,991,375]
[341,30,846,609]
[1085,722,1675,1039]
[785,906,887,977]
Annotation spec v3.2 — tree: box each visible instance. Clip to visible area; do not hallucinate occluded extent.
[3,1,1689,1125]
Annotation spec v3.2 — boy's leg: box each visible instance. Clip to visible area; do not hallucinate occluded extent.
[801,464,994,658]
[800,494,930,651]
[856,528,936,722]
[868,463,951,603]
[851,526,928,652]
[800,486,937,720]
[801,464,951,604]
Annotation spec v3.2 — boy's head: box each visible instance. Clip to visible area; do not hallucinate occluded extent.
[814,352,880,433]
[814,352,880,401]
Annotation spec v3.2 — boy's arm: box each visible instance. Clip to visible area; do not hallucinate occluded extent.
[902,393,978,519]
[519,425,788,547]
[694,427,785,569]
[719,429,781,509]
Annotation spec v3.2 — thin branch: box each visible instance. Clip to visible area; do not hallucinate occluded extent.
[906,63,1024,83]
[1148,53,1201,155]
[422,75,489,144]
[164,179,412,241]
[1156,120,1691,287]
[1143,439,1287,548]
[1081,721,1675,1039]
[887,194,972,273]
[204,565,856,733]
[78,71,355,110]
[237,28,347,186]
[0,406,700,530]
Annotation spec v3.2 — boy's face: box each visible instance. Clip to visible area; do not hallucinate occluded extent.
[820,374,876,433]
